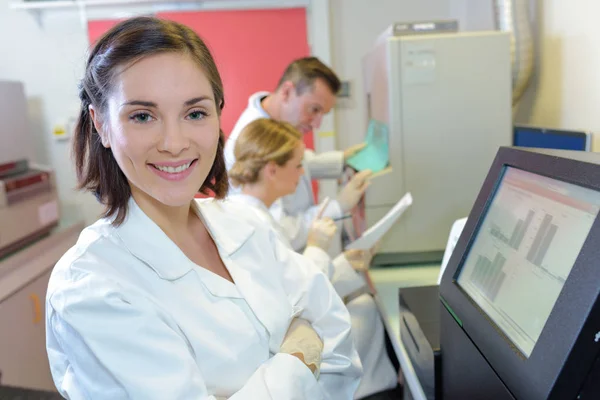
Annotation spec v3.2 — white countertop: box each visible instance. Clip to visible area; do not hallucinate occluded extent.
[367,264,441,400]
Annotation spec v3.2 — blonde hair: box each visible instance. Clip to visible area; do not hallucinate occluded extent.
[230,118,302,187]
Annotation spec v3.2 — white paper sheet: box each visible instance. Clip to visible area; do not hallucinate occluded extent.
[346,192,413,250]
[438,217,468,284]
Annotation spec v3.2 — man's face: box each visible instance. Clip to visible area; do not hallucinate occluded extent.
[279,78,336,134]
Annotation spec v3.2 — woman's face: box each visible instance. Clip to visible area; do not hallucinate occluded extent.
[91,52,220,208]
[272,142,306,197]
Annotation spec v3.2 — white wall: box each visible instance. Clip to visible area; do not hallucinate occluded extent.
[1,0,461,223]
[0,0,311,224]
[329,0,453,150]
[331,0,600,150]
[514,0,600,146]
[5,0,596,223]
[447,0,599,144]
[0,0,96,222]
[449,0,495,31]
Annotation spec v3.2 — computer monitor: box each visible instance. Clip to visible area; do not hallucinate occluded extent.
[440,147,600,400]
[513,124,591,151]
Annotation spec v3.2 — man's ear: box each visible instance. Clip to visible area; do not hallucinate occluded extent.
[279,81,296,102]
[89,105,110,148]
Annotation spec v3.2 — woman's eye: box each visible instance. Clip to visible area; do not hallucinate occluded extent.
[188,110,206,120]
[130,112,154,123]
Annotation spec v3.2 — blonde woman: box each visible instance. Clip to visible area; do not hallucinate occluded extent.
[228,118,400,400]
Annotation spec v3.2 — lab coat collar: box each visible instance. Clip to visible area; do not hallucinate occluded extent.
[114,198,255,281]
[228,193,269,212]
[248,91,271,117]
[193,198,256,256]
[228,194,293,249]
[115,198,193,281]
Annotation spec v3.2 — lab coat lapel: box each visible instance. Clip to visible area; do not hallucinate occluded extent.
[223,252,294,353]
[197,199,294,353]
[116,198,194,280]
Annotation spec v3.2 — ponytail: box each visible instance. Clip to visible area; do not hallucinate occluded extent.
[229,118,302,188]
[229,158,266,187]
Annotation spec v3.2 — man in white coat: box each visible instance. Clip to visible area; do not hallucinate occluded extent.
[224,57,371,251]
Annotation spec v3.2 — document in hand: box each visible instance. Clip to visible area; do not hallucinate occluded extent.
[438,217,468,284]
[346,192,413,250]
[346,119,390,173]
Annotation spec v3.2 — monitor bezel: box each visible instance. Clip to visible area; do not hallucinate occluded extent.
[513,124,591,151]
[440,147,600,400]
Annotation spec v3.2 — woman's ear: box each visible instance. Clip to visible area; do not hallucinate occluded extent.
[264,161,278,181]
[89,105,110,148]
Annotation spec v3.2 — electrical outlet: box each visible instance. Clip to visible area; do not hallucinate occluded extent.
[338,80,351,98]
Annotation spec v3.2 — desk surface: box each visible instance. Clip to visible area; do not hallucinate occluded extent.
[368,264,441,400]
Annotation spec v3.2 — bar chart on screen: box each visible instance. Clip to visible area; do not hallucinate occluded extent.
[458,167,600,354]
[469,252,507,302]
[489,209,534,251]
[482,182,584,284]
[488,210,560,276]
[525,214,558,270]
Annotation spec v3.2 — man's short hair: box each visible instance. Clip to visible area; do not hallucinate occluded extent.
[276,57,341,95]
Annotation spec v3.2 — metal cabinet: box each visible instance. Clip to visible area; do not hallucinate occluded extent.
[0,221,83,391]
[0,270,53,390]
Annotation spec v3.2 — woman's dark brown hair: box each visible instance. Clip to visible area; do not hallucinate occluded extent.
[74,17,228,225]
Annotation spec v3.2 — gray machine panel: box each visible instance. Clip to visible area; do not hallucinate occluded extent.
[363,31,512,255]
[0,81,33,166]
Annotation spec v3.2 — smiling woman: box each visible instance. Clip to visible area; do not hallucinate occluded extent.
[75,18,228,226]
[90,52,222,212]
[45,16,361,400]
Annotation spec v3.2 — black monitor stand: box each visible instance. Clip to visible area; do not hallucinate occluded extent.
[440,304,514,400]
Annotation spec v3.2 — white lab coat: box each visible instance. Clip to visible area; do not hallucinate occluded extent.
[228,194,398,399]
[228,193,365,298]
[224,92,345,251]
[45,197,362,400]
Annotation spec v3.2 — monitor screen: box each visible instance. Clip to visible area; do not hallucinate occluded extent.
[514,126,589,151]
[457,167,600,356]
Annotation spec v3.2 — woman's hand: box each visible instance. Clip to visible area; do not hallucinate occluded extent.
[289,353,317,374]
[306,218,337,251]
[279,318,323,376]
[343,248,374,272]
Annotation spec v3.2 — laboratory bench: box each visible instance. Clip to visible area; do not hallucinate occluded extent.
[367,264,441,400]
[0,218,84,396]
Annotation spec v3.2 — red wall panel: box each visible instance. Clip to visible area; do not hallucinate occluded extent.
[87,10,317,198]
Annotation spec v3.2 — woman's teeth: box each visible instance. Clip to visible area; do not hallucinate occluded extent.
[154,162,192,174]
